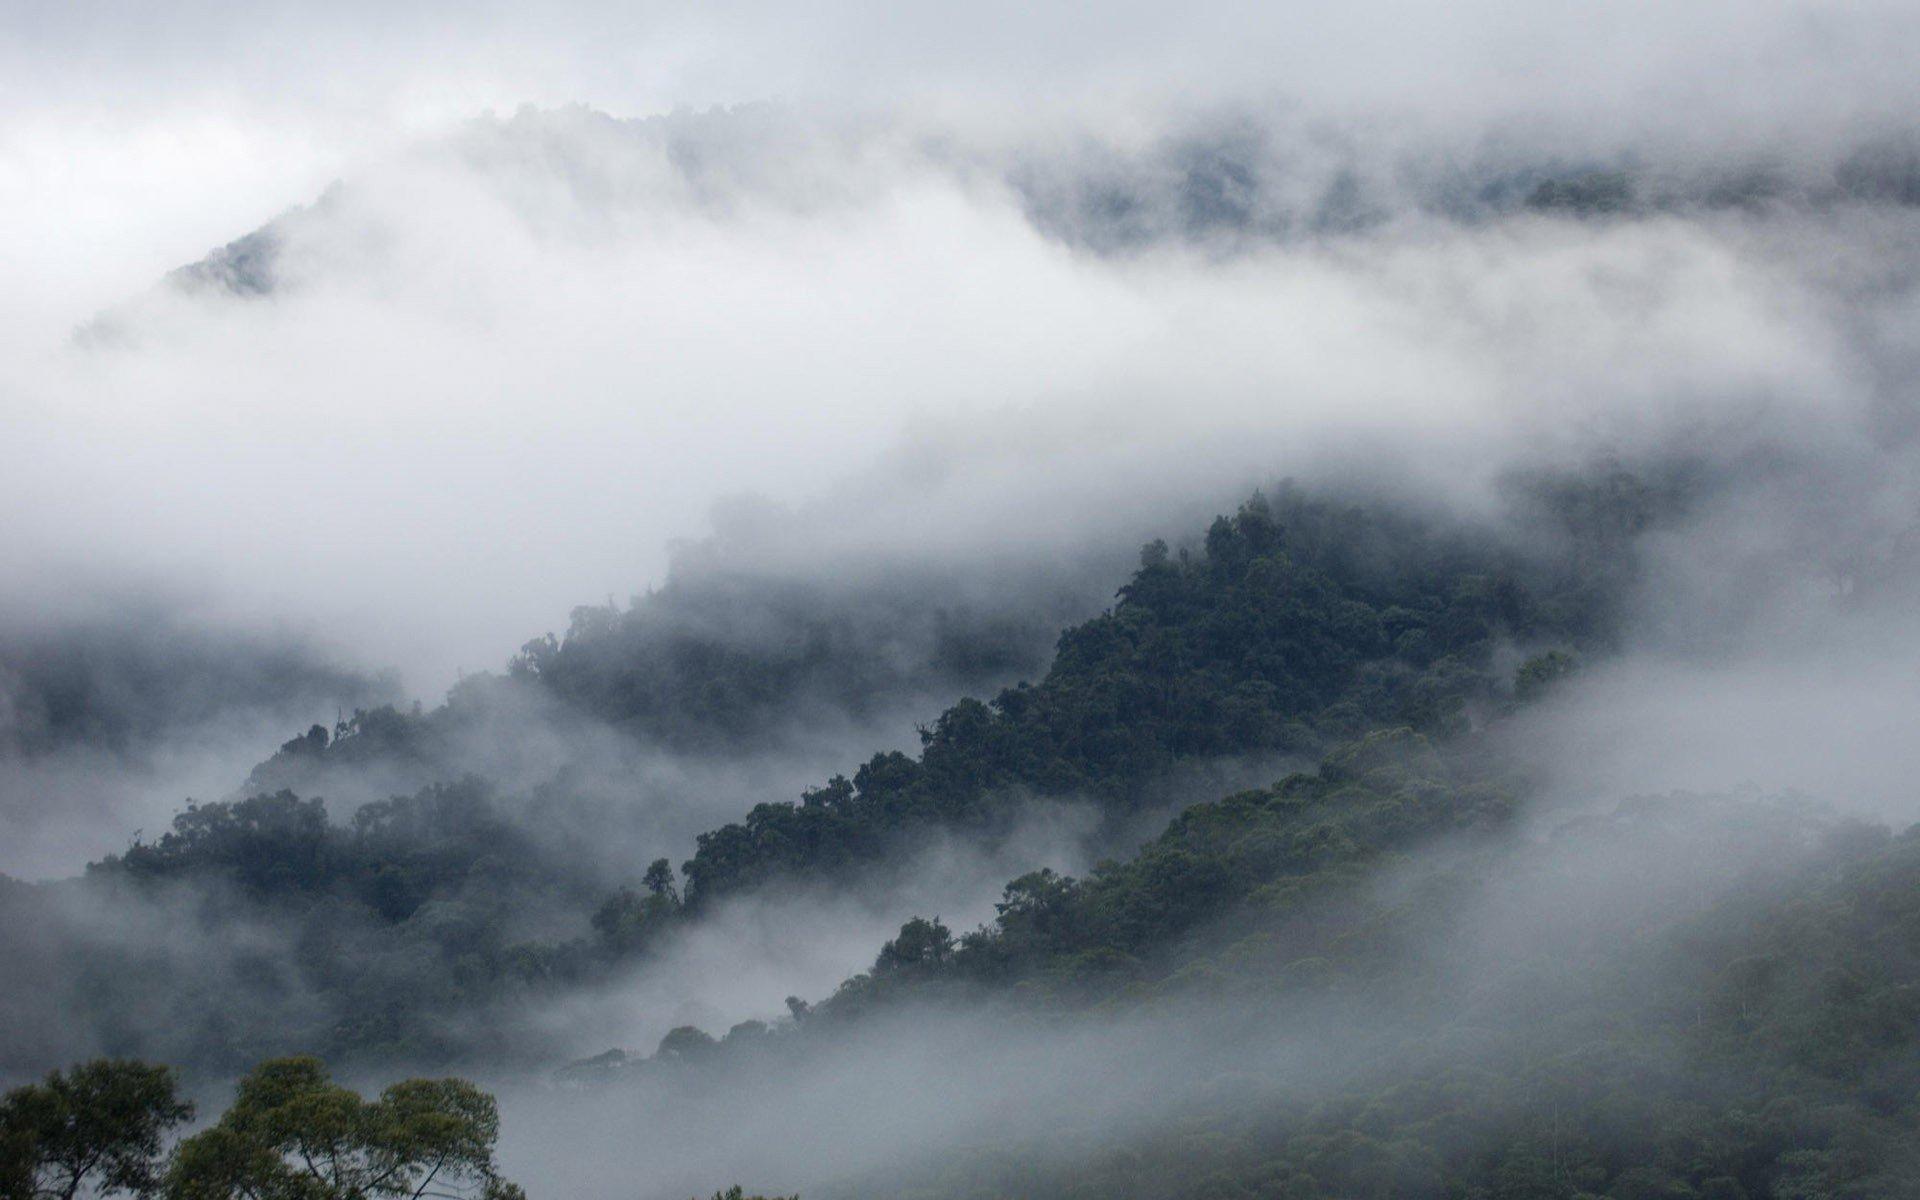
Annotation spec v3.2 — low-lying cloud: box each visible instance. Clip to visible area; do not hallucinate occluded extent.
[10,7,1920,1195]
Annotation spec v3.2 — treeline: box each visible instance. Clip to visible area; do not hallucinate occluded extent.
[897,799,1920,1200]
[819,726,1516,1010]
[26,468,1917,1196]
[676,485,1625,904]
[454,481,1920,1198]
[1,1055,524,1199]
[506,569,1070,752]
[2,478,1649,1076]
[0,781,641,1075]
[0,1053,830,1200]
[595,771,1920,1199]
[242,547,1098,800]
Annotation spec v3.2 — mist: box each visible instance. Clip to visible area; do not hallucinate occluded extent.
[8,4,1920,696]
[0,581,386,876]
[10,3,1920,1198]
[483,788,1884,1200]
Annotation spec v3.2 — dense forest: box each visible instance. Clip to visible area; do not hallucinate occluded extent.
[0,480,1633,1073]
[642,757,1920,1199]
[1,1055,528,1200]
[7,472,1920,1199]
[239,542,1113,801]
[671,482,1629,904]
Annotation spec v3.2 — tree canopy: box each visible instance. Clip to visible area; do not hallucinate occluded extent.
[0,1060,190,1200]
[166,1057,522,1200]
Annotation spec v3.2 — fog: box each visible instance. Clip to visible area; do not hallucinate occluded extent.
[9,2,1920,1197]
[10,127,1907,691]
[484,788,1863,1200]
[0,581,386,875]
[8,2,1920,700]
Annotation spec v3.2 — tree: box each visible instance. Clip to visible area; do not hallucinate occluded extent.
[590,885,674,955]
[1514,649,1577,702]
[874,917,954,973]
[0,1059,191,1200]
[642,858,680,906]
[165,1057,521,1200]
[655,1027,718,1062]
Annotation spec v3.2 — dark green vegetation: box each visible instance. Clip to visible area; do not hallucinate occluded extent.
[0,778,656,1075]
[0,1056,520,1200]
[242,550,1097,800]
[0,1059,189,1200]
[18,471,1920,1198]
[0,482,1636,1076]
[676,484,1629,904]
[167,1056,522,1200]
[621,772,1920,1200]
[946,799,1920,1200]
[819,726,1517,1011]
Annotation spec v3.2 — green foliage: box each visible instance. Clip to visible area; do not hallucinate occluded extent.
[9,480,1666,1084]
[589,887,675,956]
[165,1056,519,1200]
[679,489,1611,906]
[7,483,1649,1077]
[1514,649,1577,702]
[643,858,680,905]
[813,727,1511,1010]
[244,548,1079,798]
[873,918,955,974]
[24,779,648,1072]
[21,468,1915,1196]
[804,799,1920,1200]
[93,779,538,920]
[0,1059,191,1200]
[503,564,1064,754]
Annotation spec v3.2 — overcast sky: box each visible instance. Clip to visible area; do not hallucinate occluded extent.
[6,0,1920,694]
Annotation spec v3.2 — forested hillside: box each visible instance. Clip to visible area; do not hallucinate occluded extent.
[674,483,1631,904]
[241,544,1110,804]
[571,729,1920,1199]
[0,479,1639,1077]
[11,472,1920,1200]
[813,793,1920,1200]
